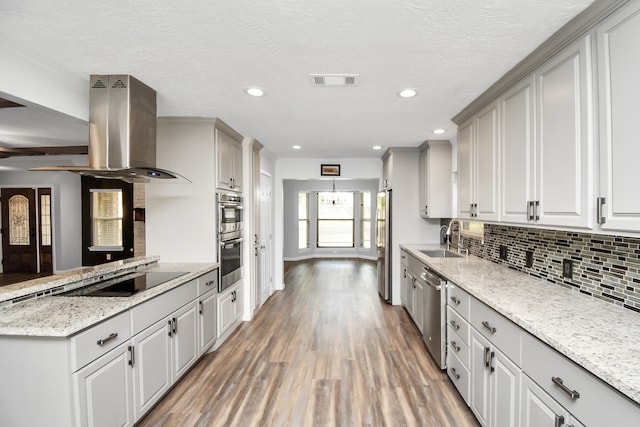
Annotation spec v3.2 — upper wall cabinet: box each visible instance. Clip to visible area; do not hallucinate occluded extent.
[215,124,243,193]
[501,36,594,229]
[534,35,593,229]
[596,1,640,232]
[457,101,500,221]
[419,140,452,218]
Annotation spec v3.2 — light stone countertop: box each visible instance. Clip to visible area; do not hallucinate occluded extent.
[0,258,217,337]
[401,243,640,406]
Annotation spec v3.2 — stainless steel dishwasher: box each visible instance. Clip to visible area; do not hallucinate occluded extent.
[420,265,447,369]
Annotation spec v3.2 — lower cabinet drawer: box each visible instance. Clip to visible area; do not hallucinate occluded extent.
[447,305,470,346]
[70,311,131,371]
[446,350,470,405]
[447,325,470,368]
[521,332,640,425]
[469,296,521,364]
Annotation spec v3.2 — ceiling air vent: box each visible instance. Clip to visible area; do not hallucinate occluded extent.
[310,74,358,87]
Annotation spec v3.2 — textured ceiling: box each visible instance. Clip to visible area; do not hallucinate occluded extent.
[0,0,594,159]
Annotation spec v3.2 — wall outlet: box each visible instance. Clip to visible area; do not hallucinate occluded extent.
[499,245,508,261]
[563,259,573,279]
[526,251,534,268]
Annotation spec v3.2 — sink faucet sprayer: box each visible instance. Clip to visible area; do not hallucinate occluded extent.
[445,218,466,255]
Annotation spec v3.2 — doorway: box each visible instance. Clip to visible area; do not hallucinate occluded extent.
[1,187,53,274]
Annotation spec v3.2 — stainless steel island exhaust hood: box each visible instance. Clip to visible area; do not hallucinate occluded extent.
[33,75,186,181]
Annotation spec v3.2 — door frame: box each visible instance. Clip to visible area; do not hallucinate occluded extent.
[0,185,55,274]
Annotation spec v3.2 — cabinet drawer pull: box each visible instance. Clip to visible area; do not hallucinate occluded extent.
[168,320,173,337]
[205,280,215,287]
[199,300,203,314]
[172,317,178,335]
[450,320,460,330]
[554,414,565,427]
[484,347,491,368]
[96,332,118,346]
[450,341,461,352]
[449,367,460,380]
[482,321,497,333]
[552,376,580,400]
[450,296,461,305]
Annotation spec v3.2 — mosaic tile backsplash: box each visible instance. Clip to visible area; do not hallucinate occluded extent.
[444,221,640,314]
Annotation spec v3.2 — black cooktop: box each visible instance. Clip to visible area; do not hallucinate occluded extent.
[59,271,188,297]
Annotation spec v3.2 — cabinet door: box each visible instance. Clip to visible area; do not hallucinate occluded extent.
[172,301,199,380]
[535,35,593,228]
[231,141,243,192]
[419,149,429,217]
[405,273,415,319]
[521,375,569,427]
[400,261,408,307]
[597,2,640,232]
[217,289,234,337]
[500,76,535,224]
[233,286,244,320]
[131,319,172,420]
[491,349,521,427]
[475,102,500,221]
[199,290,217,354]
[216,129,236,191]
[74,343,133,427]
[457,121,474,219]
[470,330,491,427]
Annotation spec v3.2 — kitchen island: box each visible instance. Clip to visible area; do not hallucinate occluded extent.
[401,243,640,425]
[0,257,219,427]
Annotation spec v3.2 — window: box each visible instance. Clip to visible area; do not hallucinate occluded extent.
[360,192,371,249]
[40,193,52,246]
[90,189,123,248]
[298,192,309,249]
[317,192,354,248]
[8,195,30,245]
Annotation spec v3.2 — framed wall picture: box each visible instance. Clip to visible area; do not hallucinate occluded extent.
[320,164,341,176]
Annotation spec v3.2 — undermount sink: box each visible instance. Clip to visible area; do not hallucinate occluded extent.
[419,249,463,258]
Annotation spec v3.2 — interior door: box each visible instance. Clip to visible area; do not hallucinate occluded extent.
[1,188,37,273]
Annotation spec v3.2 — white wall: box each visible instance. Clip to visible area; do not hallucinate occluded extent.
[0,165,83,273]
[273,157,383,290]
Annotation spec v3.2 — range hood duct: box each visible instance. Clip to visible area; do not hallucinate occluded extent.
[33,75,185,181]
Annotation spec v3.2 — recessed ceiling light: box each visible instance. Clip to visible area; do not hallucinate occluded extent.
[372,145,382,150]
[245,87,264,97]
[292,145,301,150]
[398,89,417,98]
[433,129,446,134]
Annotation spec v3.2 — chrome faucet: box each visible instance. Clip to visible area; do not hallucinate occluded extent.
[445,218,463,253]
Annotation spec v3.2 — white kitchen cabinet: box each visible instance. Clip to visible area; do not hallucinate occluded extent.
[199,288,217,354]
[400,251,409,308]
[457,102,500,221]
[74,342,134,427]
[131,316,172,419]
[500,75,535,224]
[596,1,640,232]
[171,300,199,380]
[217,281,244,339]
[521,375,585,427]
[216,124,243,192]
[470,329,520,427]
[418,140,452,218]
[534,35,594,229]
[446,284,471,404]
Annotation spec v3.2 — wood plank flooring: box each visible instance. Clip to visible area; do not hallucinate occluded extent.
[137,259,478,427]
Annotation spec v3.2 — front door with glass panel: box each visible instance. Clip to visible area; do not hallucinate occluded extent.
[1,188,38,273]
[81,176,134,266]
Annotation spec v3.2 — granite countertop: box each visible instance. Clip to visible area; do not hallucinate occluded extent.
[401,243,640,406]
[0,258,217,338]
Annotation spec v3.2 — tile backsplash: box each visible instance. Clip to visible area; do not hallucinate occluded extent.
[446,221,640,314]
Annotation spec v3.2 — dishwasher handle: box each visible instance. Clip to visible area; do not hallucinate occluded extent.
[421,267,445,291]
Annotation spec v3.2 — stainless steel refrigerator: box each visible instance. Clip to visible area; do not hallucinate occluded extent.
[376,189,391,303]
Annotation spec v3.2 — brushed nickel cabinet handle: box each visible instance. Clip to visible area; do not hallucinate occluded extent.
[450,296,461,305]
[451,341,461,352]
[552,376,580,400]
[450,320,460,330]
[597,197,607,224]
[128,345,135,367]
[205,280,215,287]
[449,367,460,380]
[554,414,565,427]
[199,300,203,314]
[96,332,118,346]
[484,347,491,368]
[168,320,173,337]
[482,321,497,333]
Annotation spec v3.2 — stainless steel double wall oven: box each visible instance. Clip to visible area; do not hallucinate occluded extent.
[217,192,243,292]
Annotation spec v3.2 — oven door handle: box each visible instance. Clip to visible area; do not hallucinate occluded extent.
[221,238,243,248]
[221,204,244,210]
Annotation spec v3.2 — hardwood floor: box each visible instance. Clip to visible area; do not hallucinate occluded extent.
[137,259,478,427]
